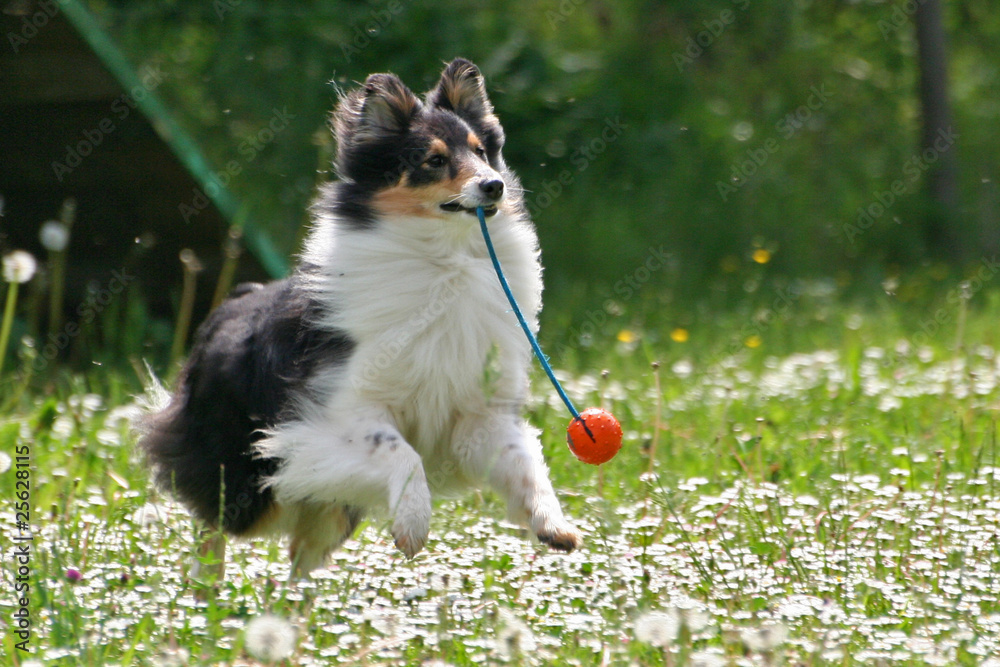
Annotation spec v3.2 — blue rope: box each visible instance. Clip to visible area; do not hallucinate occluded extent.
[477,207,594,441]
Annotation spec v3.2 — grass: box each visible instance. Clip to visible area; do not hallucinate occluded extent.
[2,275,1000,666]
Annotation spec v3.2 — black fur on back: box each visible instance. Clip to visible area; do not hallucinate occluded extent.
[140,277,354,535]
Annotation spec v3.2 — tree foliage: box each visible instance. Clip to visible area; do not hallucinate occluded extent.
[88,0,1000,299]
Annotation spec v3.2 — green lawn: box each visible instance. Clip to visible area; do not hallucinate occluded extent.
[2,282,1000,666]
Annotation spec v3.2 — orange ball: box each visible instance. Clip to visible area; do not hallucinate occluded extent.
[566,407,623,465]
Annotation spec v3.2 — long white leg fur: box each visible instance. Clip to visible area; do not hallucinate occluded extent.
[256,409,432,559]
[452,410,582,551]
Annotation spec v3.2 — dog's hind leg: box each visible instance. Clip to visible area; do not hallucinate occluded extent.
[288,503,362,578]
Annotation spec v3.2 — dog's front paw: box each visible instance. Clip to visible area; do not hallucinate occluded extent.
[393,530,425,558]
[536,520,583,552]
[391,487,431,559]
[392,517,429,558]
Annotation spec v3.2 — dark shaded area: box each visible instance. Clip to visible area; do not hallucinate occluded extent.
[914,0,961,259]
[0,3,268,329]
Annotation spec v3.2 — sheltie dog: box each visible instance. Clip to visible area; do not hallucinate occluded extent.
[139,59,582,576]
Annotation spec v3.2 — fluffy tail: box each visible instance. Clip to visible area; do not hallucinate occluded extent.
[131,360,171,434]
[133,358,278,535]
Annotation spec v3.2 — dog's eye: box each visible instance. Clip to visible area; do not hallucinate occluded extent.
[424,154,448,169]
[474,146,487,159]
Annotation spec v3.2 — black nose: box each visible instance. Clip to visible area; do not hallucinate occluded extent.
[479,179,504,201]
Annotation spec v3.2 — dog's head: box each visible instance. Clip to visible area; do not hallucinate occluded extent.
[331,59,518,220]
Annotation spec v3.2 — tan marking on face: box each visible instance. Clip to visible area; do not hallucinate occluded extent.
[429,138,449,156]
[467,132,484,153]
[373,164,480,218]
[373,184,438,217]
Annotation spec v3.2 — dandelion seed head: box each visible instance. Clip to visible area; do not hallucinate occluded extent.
[0,451,10,474]
[3,250,37,284]
[634,609,680,647]
[39,220,70,252]
[245,614,296,662]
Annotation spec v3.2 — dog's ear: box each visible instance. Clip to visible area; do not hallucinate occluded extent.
[335,73,421,145]
[427,59,496,122]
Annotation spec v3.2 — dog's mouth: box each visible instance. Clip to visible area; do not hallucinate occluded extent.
[440,202,498,217]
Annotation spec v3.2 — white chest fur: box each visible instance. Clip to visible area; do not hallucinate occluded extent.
[303,211,543,452]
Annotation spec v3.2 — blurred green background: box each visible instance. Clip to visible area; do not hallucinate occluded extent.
[80,0,1000,295]
[79,0,999,299]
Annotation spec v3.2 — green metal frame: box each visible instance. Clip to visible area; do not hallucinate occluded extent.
[59,0,289,278]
